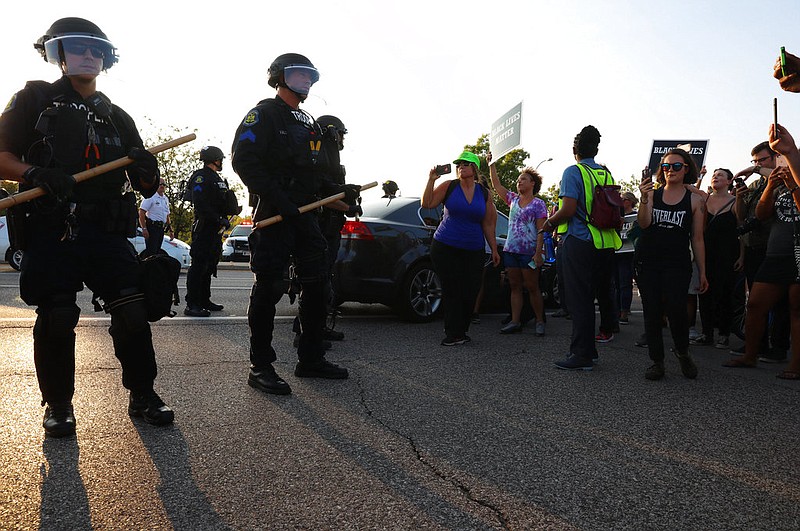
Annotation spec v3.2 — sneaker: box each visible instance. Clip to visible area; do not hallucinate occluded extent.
[205,301,224,312]
[729,344,745,355]
[43,402,76,438]
[689,334,713,346]
[294,359,349,379]
[645,362,665,381]
[470,313,481,324]
[688,327,701,341]
[595,331,614,343]
[323,327,345,341]
[183,305,211,317]
[619,312,630,325]
[634,333,648,348]
[535,321,546,337]
[551,309,569,318]
[128,390,174,426]
[675,351,698,379]
[441,336,468,346]
[759,347,788,363]
[714,335,729,350]
[554,354,593,371]
[499,322,522,334]
[248,366,291,395]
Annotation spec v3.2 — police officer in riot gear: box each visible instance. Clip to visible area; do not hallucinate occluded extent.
[382,180,400,198]
[184,146,240,317]
[0,18,174,436]
[232,53,360,395]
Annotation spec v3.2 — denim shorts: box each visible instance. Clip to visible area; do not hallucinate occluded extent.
[503,251,533,269]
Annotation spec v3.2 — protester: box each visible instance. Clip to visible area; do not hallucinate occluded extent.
[637,149,708,380]
[692,168,738,348]
[487,153,547,336]
[184,146,240,317]
[232,53,360,394]
[732,142,789,362]
[0,17,174,436]
[422,151,500,346]
[548,125,621,370]
[724,123,800,379]
[138,179,172,258]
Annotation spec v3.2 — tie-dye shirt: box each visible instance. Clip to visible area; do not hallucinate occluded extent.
[503,191,547,255]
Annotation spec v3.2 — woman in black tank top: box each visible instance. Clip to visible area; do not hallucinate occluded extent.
[636,148,708,381]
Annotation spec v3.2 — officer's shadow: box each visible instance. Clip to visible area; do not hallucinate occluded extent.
[40,437,91,530]
[132,422,228,529]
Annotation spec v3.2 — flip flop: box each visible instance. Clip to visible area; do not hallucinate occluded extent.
[723,358,757,368]
[776,370,800,380]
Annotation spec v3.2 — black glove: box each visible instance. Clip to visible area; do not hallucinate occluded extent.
[342,184,361,204]
[345,204,363,217]
[127,148,160,196]
[277,201,300,218]
[27,167,76,198]
[218,217,231,230]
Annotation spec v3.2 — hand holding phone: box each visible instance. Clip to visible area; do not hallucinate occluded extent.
[434,164,452,176]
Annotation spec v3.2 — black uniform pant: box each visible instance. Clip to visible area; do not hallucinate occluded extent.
[186,223,221,308]
[430,239,485,340]
[144,218,165,257]
[637,260,692,362]
[248,213,328,367]
[20,221,157,406]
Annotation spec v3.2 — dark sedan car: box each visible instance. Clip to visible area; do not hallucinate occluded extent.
[332,196,557,322]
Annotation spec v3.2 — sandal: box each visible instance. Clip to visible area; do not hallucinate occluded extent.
[776,370,800,380]
[722,358,757,368]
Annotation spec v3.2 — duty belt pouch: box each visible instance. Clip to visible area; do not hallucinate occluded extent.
[6,202,31,251]
[105,192,137,237]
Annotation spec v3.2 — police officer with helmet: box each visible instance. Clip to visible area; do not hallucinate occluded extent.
[184,145,241,317]
[232,52,360,395]
[0,17,173,436]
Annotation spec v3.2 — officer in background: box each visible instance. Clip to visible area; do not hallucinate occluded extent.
[0,17,174,437]
[184,146,240,317]
[138,178,172,257]
[232,53,360,395]
[382,180,399,198]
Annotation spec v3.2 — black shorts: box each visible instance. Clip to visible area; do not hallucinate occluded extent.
[754,255,800,285]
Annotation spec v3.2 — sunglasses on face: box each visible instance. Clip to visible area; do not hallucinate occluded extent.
[661,162,686,172]
[63,43,105,59]
[455,161,472,167]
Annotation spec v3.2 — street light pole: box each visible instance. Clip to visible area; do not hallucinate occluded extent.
[535,157,553,170]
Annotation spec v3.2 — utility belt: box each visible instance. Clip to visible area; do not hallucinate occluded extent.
[147,219,165,227]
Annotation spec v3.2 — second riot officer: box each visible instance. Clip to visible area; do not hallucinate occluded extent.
[0,17,174,436]
[184,146,241,317]
[232,53,360,395]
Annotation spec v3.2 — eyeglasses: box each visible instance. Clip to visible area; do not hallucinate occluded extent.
[661,162,686,172]
[751,155,773,165]
[63,43,105,59]
[455,161,472,167]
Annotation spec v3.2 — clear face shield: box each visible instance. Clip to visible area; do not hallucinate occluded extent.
[283,65,320,95]
[43,35,116,76]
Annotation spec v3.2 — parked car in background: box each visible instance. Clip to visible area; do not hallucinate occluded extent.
[221,222,252,262]
[128,228,192,269]
[332,196,558,322]
[0,216,23,271]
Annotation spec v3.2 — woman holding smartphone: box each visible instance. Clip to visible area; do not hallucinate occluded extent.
[637,148,708,381]
[487,153,547,336]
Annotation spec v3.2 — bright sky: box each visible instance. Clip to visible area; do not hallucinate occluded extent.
[3,0,800,203]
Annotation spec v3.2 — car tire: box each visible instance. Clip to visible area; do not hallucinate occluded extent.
[396,262,442,323]
[5,247,22,271]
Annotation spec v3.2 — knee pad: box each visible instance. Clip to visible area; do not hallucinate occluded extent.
[109,297,149,335]
[34,304,80,340]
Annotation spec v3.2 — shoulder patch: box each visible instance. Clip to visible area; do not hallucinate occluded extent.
[3,93,17,114]
[194,176,204,184]
[243,110,259,127]
[238,129,257,143]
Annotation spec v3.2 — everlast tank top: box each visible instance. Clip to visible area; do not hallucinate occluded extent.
[637,188,693,266]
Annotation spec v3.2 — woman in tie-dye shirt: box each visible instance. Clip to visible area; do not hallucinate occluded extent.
[488,154,548,336]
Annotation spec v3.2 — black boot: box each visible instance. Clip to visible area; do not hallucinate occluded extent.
[43,402,76,438]
[205,301,224,312]
[128,390,174,426]
[294,358,348,379]
[248,365,292,395]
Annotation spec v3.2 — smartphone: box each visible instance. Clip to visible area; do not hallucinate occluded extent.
[734,177,745,189]
[774,97,779,133]
[641,166,652,183]
[781,46,787,77]
[528,258,537,270]
[434,164,452,176]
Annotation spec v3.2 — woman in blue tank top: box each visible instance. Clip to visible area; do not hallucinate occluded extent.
[422,151,500,346]
[637,148,708,381]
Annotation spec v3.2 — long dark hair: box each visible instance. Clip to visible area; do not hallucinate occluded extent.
[656,148,698,184]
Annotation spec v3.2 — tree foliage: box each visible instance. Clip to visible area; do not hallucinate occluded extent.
[462,134,530,215]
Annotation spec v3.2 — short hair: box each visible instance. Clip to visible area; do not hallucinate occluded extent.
[714,168,734,191]
[573,125,601,158]
[621,191,638,207]
[520,167,543,195]
[751,141,776,157]
[656,148,698,185]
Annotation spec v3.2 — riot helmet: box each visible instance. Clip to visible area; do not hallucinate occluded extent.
[200,146,225,162]
[382,180,399,198]
[34,18,118,74]
[267,53,319,97]
[318,115,347,150]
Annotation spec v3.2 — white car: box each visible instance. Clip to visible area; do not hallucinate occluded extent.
[0,216,23,270]
[128,227,192,269]
[221,223,252,262]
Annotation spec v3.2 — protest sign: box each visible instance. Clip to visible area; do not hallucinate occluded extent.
[489,102,523,160]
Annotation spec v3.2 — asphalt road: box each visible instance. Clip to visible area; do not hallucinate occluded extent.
[1,264,799,530]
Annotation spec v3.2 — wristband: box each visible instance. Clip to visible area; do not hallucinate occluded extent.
[21,166,39,184]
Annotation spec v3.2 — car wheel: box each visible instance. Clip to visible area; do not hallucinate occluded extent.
[5,247,22,271]
[397,262,442,322]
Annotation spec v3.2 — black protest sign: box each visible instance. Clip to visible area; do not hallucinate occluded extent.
[647,140,709,173]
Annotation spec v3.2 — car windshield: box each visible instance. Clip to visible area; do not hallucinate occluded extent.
[230,224,253,237]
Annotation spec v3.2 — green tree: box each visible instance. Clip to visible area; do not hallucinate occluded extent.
[463,134,530,215]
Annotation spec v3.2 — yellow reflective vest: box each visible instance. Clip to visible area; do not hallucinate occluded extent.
[557,164,622,250]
